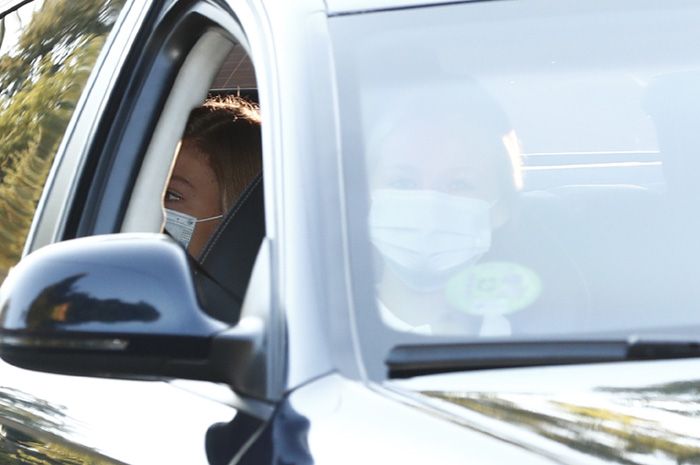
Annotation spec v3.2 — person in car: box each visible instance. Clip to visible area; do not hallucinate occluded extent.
[368,84,588,336]
[163,95,262,258]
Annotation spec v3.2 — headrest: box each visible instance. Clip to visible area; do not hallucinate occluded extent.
[195,174,265,323]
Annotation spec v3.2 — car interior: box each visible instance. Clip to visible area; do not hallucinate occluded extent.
[119,29,265,325]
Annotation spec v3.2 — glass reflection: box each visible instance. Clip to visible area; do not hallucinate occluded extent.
[0,386,119,464]
[25,274,160,330]
[424,378,700,464]
[0,386,66,433]
[0,423,120,464]
[368,83,588,337]
[0,0,126,282]
[332,0,700,340]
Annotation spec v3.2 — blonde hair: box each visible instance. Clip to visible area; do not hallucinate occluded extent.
[183,95,262,211]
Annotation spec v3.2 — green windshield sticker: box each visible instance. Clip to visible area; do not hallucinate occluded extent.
[445,261,542,316]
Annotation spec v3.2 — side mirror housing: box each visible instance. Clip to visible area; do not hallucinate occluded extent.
[0,234,276,399]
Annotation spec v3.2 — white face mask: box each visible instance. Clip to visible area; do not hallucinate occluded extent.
[164,208,223,249]
[369,189,492,291]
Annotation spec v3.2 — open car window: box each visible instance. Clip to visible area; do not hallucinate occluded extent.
[124,30,264,325]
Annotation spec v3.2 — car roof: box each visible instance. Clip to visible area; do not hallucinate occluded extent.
[325,0,471,15]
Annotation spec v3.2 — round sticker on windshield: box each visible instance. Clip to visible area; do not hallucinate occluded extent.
[445,262,542,316]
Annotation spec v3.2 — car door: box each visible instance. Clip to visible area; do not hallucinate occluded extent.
[0,0,277,463]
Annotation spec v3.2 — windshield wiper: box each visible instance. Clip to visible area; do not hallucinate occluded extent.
[386,339,700,378]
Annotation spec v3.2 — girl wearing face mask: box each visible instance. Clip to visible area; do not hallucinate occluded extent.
[368,92,588,336]
[369,112,516,334]
[164,95,262,258]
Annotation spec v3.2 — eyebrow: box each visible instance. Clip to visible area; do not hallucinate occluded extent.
[382,163,418,173]
[169,174,194,189]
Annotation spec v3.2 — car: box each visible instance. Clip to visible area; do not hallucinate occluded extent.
[1,0,700,463]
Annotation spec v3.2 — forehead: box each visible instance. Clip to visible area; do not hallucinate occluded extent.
[172,140,218,186]
[177,139,211,163]
[372,120,506,174]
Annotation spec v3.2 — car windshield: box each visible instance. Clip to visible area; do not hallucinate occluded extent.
[331,0,700,368]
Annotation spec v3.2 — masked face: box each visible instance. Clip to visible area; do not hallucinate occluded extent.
[164,140,223,256]
[164,209,223,249]
[369,189,493,291]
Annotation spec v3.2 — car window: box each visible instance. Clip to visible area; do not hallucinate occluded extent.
[332,0,700,343]
[173,49,264,325]
[0,0,126,282]
[116,26,265,325]
[162,44,259,259]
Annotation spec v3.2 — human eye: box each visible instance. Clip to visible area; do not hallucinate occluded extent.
[446,178,475,194]
[387,176,419,190]
[376,164,421,190]
[165,189,184,202]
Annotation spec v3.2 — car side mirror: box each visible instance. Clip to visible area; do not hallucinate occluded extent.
[0,234,279,400]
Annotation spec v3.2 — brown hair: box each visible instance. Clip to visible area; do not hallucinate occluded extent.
[183,95,262,212]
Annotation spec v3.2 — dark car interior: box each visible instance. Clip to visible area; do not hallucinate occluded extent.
[166,43,265,324]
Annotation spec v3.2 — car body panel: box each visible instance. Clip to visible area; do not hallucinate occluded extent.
[239,373,592,465]
[324,0,478,16]
[246,0,359,385]
[0,359,236,464]
[391,359,700,464]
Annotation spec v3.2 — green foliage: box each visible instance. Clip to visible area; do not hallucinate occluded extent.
[0,0,125,280]
[426,390,700,464]
[0,387,116,463]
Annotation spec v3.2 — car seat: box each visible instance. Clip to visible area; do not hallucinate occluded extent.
[195,173,265,323]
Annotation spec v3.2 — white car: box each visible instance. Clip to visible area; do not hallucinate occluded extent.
[0,0,699,463]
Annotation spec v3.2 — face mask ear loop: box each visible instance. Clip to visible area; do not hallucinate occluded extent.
[196,214,224,223]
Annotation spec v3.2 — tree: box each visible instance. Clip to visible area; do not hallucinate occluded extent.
[0,0,125,280]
